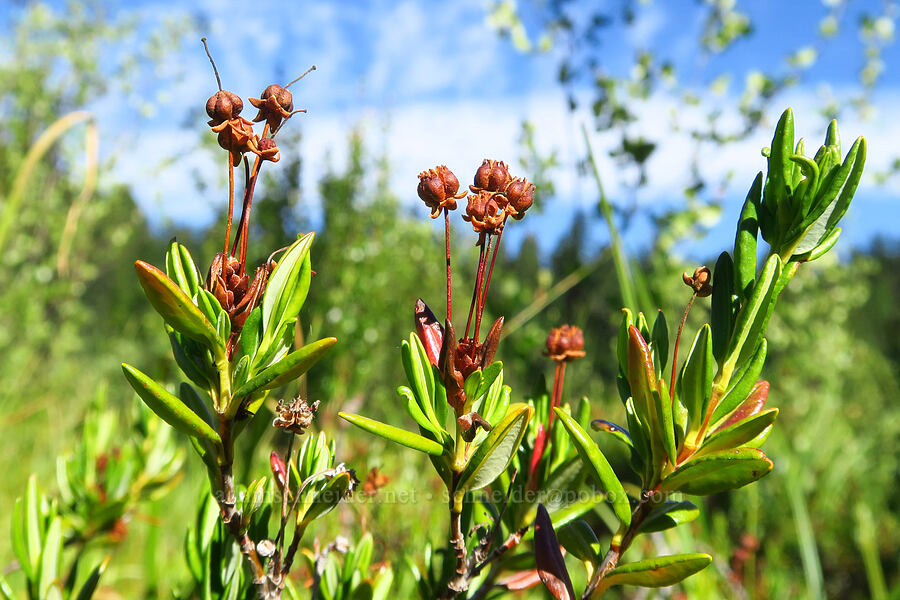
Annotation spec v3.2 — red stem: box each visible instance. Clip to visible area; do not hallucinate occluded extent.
[670,293,697,400]
[225,154,234,255]
[464,237,487,340]
[472,235,493,344]
[477,226,503,326]
[445,210,452,323]
[547,361,566,430]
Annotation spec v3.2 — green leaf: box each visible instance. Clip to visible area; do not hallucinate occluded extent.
[11,497,31,579]
[25,475,41,578]
[698,408,778,456]
[650,311,668,375]
[299,470,356,525]
[167,328,213,388]
[825,137,866,231]
[680,325,713,435]
[0,574,14,600]
[238,306,262,361]
[725,255,781,372]
[463,369,482,405]
[711,252,735,364]
[397,386,438,437]
[457,404,533,495]
[554,408,631,527]
[711,339,767,425]
[797,227,841,262]
[234,337,337,398]
[534,504,576,600]
[640,501,700,533]
[262,233,314,339]
[166,239,201,297]
[763,108,794,239]
[122,363,222,446]
[38,516,62,600]
[626,325,656,428]
[594,553,712,594]
[74,556,109,600]
[660,448,774,495]
[338,412,445,456]
[557,520,601,564]
[654,380,676,465]
[476,361,503,402]
[400,337,440,432]
[135,261,221,350]
[734,173,761,301]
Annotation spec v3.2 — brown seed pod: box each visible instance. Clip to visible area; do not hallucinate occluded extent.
[249,84,295,132]
[463,190,505,234]
[253,136,281,162]
[682,266,713,297]
[417,165,462,218]
[472,159,512,193]
[206,90,243,126]
[545,324,586,362]
[504,177,535,220]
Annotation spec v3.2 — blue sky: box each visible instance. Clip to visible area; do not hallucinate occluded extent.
[2,0,898,260]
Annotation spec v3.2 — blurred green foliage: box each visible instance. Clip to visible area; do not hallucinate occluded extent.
[0,2,898,599]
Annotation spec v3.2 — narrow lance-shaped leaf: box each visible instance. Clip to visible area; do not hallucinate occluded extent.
[74,557,110,600]
[711,339,767,424]
[651,310,668,376]
[724,255,781,375]
[660,448,773,495]
[734,173,761,301]
[697,408,778,456]
[681,325,714,438]
[534,504,576,600]
[639,500,700,533]
[233,337,337,399]
[593,553,712,595]
[710,252,735,365]
[122,363,222,447]
[554,408,631,527]
[654,380,676,465]
[166,239,200,297]
[262,232,314,339]
[338,412,445,456]
[714,380,769,431]
[135,261,221,349]
[457,404,533,496]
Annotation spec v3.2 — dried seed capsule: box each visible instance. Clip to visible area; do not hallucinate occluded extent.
[417,165,460,218]
[463,190,505,234]
[472,159,512,193]
[504,177,535,220]
[249,84,295,131]
[682,266,713,297]
[253,136,280,162]
[206,90,243,126]
[273,398,319,435]
[545,324,586,362]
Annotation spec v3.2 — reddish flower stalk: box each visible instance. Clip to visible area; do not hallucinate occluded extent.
[464,238,487,341]
[670,266,712,399]
[471,234,494,345]
[445,210,452,323]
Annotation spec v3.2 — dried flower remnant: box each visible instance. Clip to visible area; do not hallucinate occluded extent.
[544,324,586,363]
[362,468,390,497]
[682,266,713,297]
[273,398,319,435]
[417,165,464,218]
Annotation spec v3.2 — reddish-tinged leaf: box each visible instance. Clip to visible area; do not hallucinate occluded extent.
[534,504,575,600]
[716,381,769,431]
[627,326,656,422]
[270,451,288,488]
[135,260,221,349]
[529,423,547,478]
[414,298,443,366]
[499,569,541,590]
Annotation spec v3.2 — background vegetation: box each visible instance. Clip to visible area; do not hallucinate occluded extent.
[1,1,898,598]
